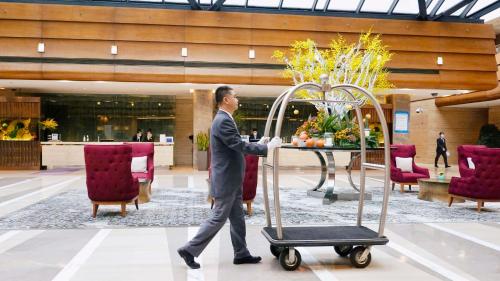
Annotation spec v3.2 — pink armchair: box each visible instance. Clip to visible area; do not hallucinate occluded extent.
[457,145,486,178]
[84,145,139,217]
[390,144,430,192]
[242,155,259,215]
[125,142,155,183]
[449,147,500,212]
[207,152,259,216]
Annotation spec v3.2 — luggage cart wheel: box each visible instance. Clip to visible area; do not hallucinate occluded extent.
[279,248,302,271]
[334,245,353,257]
[270,245,282,258]
[349,246,371,268]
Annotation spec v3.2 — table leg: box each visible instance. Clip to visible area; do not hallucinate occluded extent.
[347,152,361,192]
[310,151,327,192]
[322,152,336,204]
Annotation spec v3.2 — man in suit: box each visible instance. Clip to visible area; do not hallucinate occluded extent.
[249,128,261,143]
[132,129,143,142]
[435,131,451,168]
[178,86,281,269]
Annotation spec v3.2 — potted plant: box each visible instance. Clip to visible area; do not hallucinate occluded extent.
[196,131,210,171]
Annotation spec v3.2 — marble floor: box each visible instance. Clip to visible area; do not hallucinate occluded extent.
[0,166,499,281]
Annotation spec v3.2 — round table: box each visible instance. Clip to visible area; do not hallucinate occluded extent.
[281,145,384,204]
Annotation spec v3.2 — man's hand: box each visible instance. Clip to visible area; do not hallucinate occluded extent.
[267,137,282,151]
[258,137,270,145]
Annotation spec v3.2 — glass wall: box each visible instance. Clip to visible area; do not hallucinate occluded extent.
[235,97,318,142]
[40,94,175,142]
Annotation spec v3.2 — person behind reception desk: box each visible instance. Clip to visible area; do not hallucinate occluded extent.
[249,128,260,142]
[177,85,282,269]
[145,128,154,142]
[132,129,144,142]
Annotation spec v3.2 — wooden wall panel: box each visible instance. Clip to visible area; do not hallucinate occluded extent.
[115,24,185,42]
[0,20,41,38]
[42,21,115,40]
[0,2,497,91]
[0,141,41,170]
[489,106,500,127]
[0,97,40,118]
[115,42,185,61]
[0,3,494,40]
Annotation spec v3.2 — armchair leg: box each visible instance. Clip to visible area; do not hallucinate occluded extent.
[448,197,454,207]
[477,201,482,213]
[400,184,404,193]
[92,204,99,218]
[246,201,253,216]
[409,185,412,191]
[392,182,395,191]
[134,199,139,210]
[121,203,127,217]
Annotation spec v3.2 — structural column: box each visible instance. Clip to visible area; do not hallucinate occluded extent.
[174,95,194,166]
[192,90,214,169]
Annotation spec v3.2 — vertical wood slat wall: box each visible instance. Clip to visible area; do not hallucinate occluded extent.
[0,97,41,170]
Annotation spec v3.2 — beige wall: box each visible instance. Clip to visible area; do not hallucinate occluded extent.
[489,106,500,127]
[174,96,193,166]
[410,99,488,164]
[192,90,214,168]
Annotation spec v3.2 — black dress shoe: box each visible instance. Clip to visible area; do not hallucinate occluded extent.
[434,165,438,168]
[445,165,451,168]
[177,248,200,269]
[233,255,262,265]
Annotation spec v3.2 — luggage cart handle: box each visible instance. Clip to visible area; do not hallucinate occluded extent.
[264,163,274,169]
[362,163,385,170]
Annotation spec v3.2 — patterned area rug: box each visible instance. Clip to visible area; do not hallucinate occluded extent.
[0,186,499,229]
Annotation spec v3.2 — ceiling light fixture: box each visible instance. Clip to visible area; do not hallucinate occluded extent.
[181,47,188,57]
[111,45,118,55]
[248,49,255,59]
[37,42,45,53]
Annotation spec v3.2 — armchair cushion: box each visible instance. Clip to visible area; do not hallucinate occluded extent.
[466,157,475,169]
[395,157,413,173]
[399,172,429,183]
[131,156,148,173]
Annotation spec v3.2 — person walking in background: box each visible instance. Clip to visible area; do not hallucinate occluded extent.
[145,128,154,142]
[435,131,451,168]
[132,129,143,142]
[177,86,281,269]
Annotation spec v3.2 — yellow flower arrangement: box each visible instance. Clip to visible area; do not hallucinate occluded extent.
[272,31,394,112]
[0,119,35,140]
[39,118,58,131]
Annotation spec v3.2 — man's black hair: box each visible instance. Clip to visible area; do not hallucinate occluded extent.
[215,86,233,105]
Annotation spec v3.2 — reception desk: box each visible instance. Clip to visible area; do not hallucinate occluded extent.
[42,142,174,169]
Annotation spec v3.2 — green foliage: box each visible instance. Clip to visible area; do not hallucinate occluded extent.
[196,131,209,151]
[477,124,500,148]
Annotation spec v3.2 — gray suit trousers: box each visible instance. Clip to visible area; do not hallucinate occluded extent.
[181,193,250,259]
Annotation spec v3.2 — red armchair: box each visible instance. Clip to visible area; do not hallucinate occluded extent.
[242,155,259,215]
[390,144,430,192]
[449,147,500,212]
[84,145,139,217]
[457,145,486,178]
[207,153,259,216]
[126,142,154,184]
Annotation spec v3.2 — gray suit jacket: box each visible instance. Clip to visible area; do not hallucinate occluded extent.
[210,110,268,199]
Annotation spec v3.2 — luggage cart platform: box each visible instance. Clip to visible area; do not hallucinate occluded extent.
[262,226,388,247]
